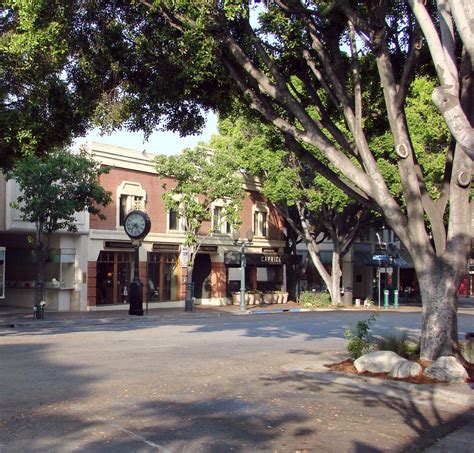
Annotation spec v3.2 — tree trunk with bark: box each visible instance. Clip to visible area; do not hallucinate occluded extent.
[34,243,47,308]
[329,248,342,306]
[418,264,460,359]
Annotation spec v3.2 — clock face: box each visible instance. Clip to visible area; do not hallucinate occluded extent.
[124,210,151,239]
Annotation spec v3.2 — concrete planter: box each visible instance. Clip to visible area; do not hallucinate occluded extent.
[231,292,289,306]
[231,292,263,305]
[262,292,288,304]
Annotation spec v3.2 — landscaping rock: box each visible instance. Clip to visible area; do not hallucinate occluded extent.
[354,351,404,373]
[389,359,422,379]
[423,356,468,383]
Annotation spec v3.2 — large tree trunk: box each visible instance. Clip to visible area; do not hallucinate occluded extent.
[418,264,460,360]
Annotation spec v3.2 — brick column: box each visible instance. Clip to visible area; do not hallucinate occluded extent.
[210,262,227,298]
[87,261,97,307]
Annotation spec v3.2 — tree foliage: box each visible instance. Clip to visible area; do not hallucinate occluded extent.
[213,114,378,304]
[2,1,472,359]
[154,145,244,266]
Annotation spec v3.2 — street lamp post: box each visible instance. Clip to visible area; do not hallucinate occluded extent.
[232,229,254,312]
[129,241,144,316]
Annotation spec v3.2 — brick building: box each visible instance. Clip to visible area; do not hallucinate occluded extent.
[86,142,288,311]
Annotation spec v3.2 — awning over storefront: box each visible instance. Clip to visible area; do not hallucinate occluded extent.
[224,252,287,266]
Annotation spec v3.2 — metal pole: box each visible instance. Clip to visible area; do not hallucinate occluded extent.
[240,243,246,312]
[378,265,381,309]
[129,243,144,316]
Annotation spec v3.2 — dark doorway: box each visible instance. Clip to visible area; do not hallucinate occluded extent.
[192,254,212,299]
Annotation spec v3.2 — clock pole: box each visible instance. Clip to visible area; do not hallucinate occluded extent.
[129,240,144,316]
[123,210,151,317]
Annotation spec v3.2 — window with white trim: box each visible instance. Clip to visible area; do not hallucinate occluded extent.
[212,205,232,234]
[253,206,269,237]
[167,207,187,232]
[117,182,146,227]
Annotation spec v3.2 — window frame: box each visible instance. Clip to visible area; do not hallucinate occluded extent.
[252,204,269,238]
[116,181,147,228]
[211,201,233,235]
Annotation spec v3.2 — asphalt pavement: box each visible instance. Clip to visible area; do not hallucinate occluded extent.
[1,300,473,451]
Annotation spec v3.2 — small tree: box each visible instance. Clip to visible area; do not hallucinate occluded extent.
[154,146,244,302]
[7,149,111,308]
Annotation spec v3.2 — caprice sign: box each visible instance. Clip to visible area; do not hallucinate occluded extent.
[260,254,282,264]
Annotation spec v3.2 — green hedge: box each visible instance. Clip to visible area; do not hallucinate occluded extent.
[298,291,332,308]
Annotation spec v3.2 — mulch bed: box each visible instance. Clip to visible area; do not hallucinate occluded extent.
[324,358,473,385]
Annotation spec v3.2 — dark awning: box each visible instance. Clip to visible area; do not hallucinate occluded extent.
[224,252,287,266]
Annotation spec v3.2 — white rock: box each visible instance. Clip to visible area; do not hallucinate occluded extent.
[389,359,422,379]
[354,351,404,373]
[423,356,468,383]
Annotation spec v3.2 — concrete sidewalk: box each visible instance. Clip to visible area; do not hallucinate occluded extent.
[0,297,472,328]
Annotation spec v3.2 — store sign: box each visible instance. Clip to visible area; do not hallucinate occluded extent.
[260,254,282,264]
[153,243,180,252]
[181,245,189,268]
[262,247,279,254]
[199,245,218,253]
[372,254,387,261]
[224,252,286,266]
[104,241,134,249]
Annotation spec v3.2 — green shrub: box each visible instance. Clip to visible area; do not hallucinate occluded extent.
[374,331,420,360]
[344,314,378,359]
[298,291,332,308]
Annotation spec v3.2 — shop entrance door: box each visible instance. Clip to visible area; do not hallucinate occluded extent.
[97,251,133,305]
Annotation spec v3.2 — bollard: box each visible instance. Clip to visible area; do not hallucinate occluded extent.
[403,288,409,304]
[393,290,399,309]
[383,289,389,310]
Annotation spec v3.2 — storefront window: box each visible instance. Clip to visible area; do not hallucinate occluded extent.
[4,248,75,289]
[256,266,282,292]
[147,252,180,301]
[96,251,133,305]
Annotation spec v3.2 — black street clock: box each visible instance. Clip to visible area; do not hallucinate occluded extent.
[124,210,151,240]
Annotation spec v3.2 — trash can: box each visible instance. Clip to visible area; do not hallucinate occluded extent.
[342,288,353,306]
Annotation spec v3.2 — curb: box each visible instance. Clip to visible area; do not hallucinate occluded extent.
[283,359,474,410]
[249,307,302,314]
[0,310,234,329]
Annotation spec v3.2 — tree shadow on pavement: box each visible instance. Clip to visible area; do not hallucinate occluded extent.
[80,398,311,452]
[258,365,473,452]
[0,342,102,451]
[0,341,314,452]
